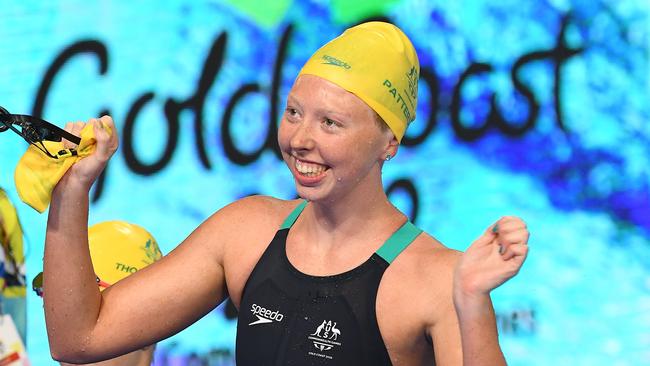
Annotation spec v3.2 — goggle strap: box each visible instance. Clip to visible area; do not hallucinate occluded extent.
[0,114,81,145]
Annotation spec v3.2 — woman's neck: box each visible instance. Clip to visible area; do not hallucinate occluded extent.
[300,182,405,244]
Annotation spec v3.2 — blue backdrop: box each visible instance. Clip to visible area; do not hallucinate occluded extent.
[0,1,648,365]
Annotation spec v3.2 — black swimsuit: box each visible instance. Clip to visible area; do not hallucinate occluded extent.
[236,201,422,365]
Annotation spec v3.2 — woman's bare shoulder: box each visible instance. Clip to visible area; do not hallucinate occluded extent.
[405,231,462,269]
[387,231,462,297]
[206,196,305,304]
[381,231,463,329]
[197,196,305,265]
[201,195,303,233]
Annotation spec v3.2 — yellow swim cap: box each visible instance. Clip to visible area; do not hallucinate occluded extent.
[88,221,162,287]
[298,21,420,142]
[32,221,162,296]
[0,188,26,297]
[14,121,112,213]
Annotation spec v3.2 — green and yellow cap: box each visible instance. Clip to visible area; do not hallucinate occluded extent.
[298,21,420,142]
[33,221,162,296]
[88,221,162,287]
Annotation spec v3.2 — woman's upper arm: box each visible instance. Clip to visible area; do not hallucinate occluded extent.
[73,196,278,362]
[428,306,463,366]
[425,248,464,366]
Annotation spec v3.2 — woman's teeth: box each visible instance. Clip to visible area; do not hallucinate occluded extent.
[295,160,327,177]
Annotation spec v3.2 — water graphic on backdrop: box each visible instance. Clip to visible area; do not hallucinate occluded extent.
[0,1,647,365]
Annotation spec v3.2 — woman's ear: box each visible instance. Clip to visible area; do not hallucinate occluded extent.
[383,132,399,161]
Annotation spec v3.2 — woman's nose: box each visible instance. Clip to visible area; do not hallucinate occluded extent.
[289,120,315,152]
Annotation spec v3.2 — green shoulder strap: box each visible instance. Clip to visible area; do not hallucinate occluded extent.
[280,200,308,229]
[375,221,422,264]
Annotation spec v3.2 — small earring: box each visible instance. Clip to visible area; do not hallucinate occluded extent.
[385,154,392,161]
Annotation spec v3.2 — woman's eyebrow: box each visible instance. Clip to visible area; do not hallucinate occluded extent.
[314,109,351,120]
[287,95,352,120]
[286,95,302,109]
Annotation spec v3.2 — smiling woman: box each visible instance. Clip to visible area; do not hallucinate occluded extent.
[279,75,394,203]
[40,21,529,366]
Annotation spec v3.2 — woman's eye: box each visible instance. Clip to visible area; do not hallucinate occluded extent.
[285,108,300,120]
[324,118,337,127]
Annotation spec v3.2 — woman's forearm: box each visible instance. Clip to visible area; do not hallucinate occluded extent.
[454,291,506,366]
[44,175,103,360]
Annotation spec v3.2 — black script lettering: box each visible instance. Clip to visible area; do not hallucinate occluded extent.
[31,40,110,200]
[221,83,263,164]
[32,40,108,117]
[451,14,582,141]
[122,33,228,174]
[451,62,493,141]
[122,92,170,175]
[167,32,228,169]
[496,54,540,135]
[498,14,582,135]
[550,14,583,131]
[221,25,293,165]
[401,68,439,146]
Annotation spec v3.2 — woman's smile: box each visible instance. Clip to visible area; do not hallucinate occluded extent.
[295,158,329,177]
[292,157,330,186]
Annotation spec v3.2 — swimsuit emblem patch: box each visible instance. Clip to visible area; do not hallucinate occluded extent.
[307,320,342,360]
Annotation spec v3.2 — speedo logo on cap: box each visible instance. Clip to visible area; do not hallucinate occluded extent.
[321,54,351,69]
[249,303,284,326]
